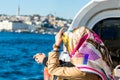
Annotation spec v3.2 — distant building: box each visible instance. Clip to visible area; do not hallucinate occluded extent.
[0,20,33,32]
[0,20,12,31]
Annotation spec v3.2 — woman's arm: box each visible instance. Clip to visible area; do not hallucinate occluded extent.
[48,51,85,78]
[33,53,74,67]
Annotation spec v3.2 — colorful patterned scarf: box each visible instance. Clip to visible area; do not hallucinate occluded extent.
[62,27,114,80]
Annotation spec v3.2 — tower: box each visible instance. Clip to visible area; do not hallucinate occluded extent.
[17,5,20,16]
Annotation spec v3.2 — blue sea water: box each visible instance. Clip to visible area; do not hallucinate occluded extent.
[0,32,55,80]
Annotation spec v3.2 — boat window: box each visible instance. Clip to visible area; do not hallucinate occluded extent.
[93,18,120,40]
[93,18,120,67]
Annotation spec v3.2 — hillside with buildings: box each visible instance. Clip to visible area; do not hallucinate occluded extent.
[0,14,72,34]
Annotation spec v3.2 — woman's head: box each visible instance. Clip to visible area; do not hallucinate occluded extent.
[62,26,112,67]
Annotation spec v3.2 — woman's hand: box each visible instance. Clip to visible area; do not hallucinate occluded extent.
[33,53,46,64]
[55,28,64,46]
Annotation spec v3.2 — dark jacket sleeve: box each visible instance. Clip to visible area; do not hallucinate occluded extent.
[43,57,48,67]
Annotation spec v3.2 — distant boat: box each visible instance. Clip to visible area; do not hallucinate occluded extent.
[15,29,21,33]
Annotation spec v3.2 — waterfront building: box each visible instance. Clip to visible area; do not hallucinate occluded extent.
[0,20,33,32]
[0,20,12,31]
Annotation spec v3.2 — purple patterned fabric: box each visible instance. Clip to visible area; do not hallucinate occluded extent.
[78,43,100,60]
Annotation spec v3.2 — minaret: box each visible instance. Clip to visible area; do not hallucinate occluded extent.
[17,5,20,16]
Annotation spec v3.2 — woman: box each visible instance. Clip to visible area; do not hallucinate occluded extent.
[34,26,114,80]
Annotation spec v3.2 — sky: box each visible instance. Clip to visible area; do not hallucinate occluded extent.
[0,0,90,19]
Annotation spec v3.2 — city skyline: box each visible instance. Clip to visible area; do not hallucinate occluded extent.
[0,0,90,19]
